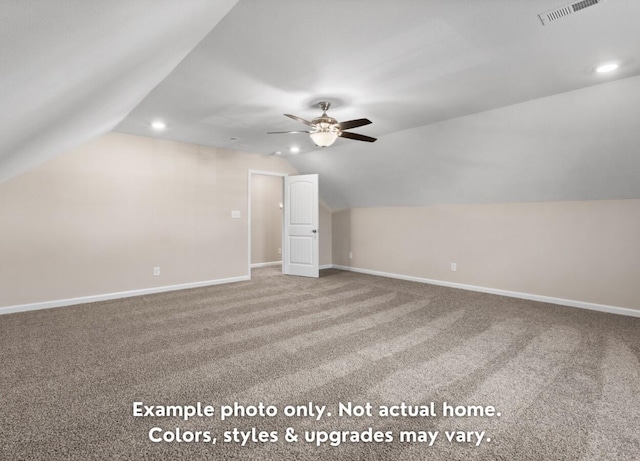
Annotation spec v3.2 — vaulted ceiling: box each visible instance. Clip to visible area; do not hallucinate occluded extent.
[0,0,237,182]
[3,0,640,208]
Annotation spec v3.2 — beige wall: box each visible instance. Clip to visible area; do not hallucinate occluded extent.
[0,132,312,307]
[3,129,636,312]
[250,174,283,265]
[332,200,640,311]
[319,202,332,267]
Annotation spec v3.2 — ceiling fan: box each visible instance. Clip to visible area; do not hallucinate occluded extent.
[268,102,377,147]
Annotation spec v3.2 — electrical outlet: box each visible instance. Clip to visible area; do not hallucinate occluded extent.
[451,263,457,272]
[231,210,241,218]
[349,252,353,260]
[153,267,160,276]
[278,248,281,255]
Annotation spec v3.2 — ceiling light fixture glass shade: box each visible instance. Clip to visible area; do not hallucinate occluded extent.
[310,130,338,147]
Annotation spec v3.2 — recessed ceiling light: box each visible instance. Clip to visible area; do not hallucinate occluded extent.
[274,151,282,156]
[151,121,166,131]
[595,63,619,73]
[290,146,300,154]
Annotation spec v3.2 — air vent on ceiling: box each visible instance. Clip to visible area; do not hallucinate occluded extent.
[538,0,605,25]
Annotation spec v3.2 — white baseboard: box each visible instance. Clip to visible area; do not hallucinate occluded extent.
[331,265,640,318]
[0,275,250,316]
[6,265,635,318]
[251,261,282,268]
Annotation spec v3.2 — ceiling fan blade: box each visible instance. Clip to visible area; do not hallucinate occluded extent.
[337,118,372,130]
[284,114,315,127]
[340,131,377,143]
[267,130,310,134]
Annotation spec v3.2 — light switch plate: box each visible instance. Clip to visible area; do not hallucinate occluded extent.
[231,210,241,218]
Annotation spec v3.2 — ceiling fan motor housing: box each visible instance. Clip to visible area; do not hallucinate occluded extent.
[313,102,340,134]
[312,116,340,133]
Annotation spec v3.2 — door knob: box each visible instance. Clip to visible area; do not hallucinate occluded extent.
[312,229,317,233]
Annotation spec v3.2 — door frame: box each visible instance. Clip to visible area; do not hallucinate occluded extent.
[247,170,288,279]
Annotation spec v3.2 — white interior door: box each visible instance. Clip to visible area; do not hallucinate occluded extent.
[283,174,319,278]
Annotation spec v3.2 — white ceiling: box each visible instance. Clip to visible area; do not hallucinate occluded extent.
[3,0,640,208]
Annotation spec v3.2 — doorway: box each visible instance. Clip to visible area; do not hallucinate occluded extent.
[248,170,320,279]
[248,171,286,277]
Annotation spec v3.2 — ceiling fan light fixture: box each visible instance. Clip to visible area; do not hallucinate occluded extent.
[268,101,376,145]
[310,130,338,147]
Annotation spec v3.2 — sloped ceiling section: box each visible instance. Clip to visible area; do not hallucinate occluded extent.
[0,0,237,183]
[288,75,640,209]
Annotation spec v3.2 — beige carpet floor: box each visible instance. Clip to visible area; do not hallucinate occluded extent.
[1,266,639,460]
